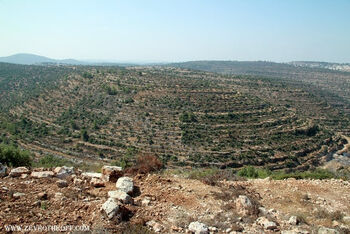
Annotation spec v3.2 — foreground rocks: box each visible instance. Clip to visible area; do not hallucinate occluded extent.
[101,198,121,220]
[0,166,349,233]
[188,221,209,234]
[101,165,123,182]
[116,177,134,194]
[30,171,54,178]
[9,167,29,177]
[108,190,132,204]
[54,166,74,178]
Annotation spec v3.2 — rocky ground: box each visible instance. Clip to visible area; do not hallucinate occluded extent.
[0,166,349,233]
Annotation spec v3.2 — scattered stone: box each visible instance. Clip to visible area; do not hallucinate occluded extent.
[108,190,132,204]
[258,207,268,215]
[142,197,151,206]
[33,200,41,207]
[54,166,74,178]
[288,216,299,225]
[0,163,8,177]
[54,192,64,200]
[116,177,134,194]
[101,165,123,182]
[56,179,68,188]
[73,178,83,185]
[146,220,164,232]
[20,174,29,179]
[90,178,105,187]
[318,227,339,234]
[343,216,350,223]
[13,192,25,199]
[332,220,339,227]
[256,217,277,230]
[188,221,209,234]
[281,228,309,234]
[81,172,102,179]
[101,198,121,220]
[30,171,54,178]
[235,195,255,216]
[9,167,29,177]
[37,192,48,200]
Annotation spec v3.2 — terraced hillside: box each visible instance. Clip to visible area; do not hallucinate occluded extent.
[171,61,350,135]
[0,63,348,170]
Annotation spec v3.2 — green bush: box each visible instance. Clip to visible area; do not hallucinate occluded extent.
[237,167,335,180]
[34,155,73,168]
[271,169,335,180]
[180,112,197,123]
[0,144,32,167]
[237,166,271,178]
[82,72,93,79]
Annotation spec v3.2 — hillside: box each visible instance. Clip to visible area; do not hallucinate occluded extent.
[0,63,349,171]
[169,61,350,119]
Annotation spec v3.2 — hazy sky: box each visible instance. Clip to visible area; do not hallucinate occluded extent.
[1,0,349,62]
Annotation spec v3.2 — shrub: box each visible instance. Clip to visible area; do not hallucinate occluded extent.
[81,129,89,142]
[237,166,271,179]
[180,112,197,123]
[237,166,335,180]
[111,158,131,169]
[271,169,336,180]
[0,144,32,167]
[125,154,163,175]
[33,154,73,168]
[82,72,93,79]
[105,85,118,95]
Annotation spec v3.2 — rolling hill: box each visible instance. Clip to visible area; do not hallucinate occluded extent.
[0,62,349,171]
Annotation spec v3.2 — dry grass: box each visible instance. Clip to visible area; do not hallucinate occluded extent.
[125,154,163,175]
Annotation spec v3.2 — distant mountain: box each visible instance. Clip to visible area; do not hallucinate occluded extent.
[0,53,87,65]
[289,61,350,72]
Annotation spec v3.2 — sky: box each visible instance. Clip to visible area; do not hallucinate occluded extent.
[0,0,350,63]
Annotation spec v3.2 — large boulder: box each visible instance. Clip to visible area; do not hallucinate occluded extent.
[116,177,134,194]
[54,166,74,178]
[101,198,121,220]
[101,165,123,182]
[31,171,54,178]
[188,221,209,234]
[0,163,8,177]
[9,167,30,177]
[108,190,132,204]
[235,195,255,216]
